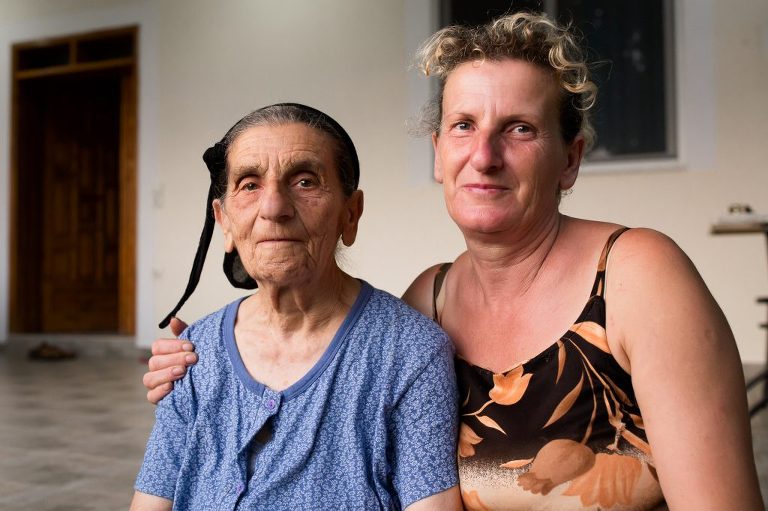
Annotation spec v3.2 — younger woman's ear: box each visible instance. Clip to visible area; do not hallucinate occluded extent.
[213,199,235,252]
[560,134,584,191]
[341,190,364,246]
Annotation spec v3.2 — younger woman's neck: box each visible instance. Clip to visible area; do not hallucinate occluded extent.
[463,213,564,299]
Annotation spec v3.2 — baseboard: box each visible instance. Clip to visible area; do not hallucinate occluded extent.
[2,333,148,360]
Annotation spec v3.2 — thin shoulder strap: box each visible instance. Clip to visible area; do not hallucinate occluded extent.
[432,262,453,323]
[590,227,631,297]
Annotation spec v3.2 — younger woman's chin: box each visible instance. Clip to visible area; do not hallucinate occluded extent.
[452,213,522,237]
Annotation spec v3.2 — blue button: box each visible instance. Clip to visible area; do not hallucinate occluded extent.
[265,398,276,411]
[234,482,244,493]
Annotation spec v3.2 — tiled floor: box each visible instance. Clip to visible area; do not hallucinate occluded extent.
[0,351,154,511]
[0,349,766,510]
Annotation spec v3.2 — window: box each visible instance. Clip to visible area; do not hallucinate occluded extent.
[441,0,676,162]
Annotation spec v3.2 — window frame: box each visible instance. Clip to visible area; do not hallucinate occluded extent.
[405,0,716,181]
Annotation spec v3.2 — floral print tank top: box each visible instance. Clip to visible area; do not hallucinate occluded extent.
[436,228,665,510]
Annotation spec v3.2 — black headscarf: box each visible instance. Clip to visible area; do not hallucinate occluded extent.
[158,103,360,328]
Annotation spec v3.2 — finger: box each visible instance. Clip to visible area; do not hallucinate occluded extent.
[151,338,195,356]
[169,317,189,337]
[143,364,187,391]
[147,382,174,405]
[147,351,197,372]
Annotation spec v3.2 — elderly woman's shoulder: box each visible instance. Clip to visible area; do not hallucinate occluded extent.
[365,285,449,342]
[369,285,443,327]
[356,286,453,376]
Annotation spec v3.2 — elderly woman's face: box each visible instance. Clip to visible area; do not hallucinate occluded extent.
[432,59,583,236]
[213,123,362,287]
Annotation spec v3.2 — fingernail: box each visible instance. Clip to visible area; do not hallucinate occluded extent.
[185,354,197,364]
[172,366,185,376]
[182,343,194,352]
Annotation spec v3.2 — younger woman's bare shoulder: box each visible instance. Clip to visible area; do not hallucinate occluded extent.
[607,227,690,276]
[561,216,625,241]
[402,264,446,317]
[402,255,464,317]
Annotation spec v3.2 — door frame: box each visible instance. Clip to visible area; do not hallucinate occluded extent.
[9,26,137,334]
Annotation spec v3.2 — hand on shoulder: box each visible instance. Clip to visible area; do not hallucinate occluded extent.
[144,317,194,405]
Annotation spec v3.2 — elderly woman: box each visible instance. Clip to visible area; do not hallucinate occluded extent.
[130,104,461,510]
[143,14,764,511]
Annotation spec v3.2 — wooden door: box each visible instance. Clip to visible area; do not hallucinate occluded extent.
[9,26,137,334]
[39,74,121,332]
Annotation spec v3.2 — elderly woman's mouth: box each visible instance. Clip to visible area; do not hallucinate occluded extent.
[257,238,303,245]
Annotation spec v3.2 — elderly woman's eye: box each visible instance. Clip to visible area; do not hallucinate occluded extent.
[454,121,471,131]
[243,182,258,191]
[296,177,317,188]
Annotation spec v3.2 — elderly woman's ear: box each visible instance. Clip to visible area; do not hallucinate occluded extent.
[212,198,235,253]
[340,190,364,247]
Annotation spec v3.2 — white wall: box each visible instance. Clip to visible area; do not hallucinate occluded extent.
[1,0,766,363]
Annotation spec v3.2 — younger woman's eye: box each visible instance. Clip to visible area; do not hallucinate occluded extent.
[454,121,471,131]
[243,182,258,191]
[511,124,533,135]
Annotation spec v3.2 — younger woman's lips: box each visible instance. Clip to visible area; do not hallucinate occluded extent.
[462,183,508,192]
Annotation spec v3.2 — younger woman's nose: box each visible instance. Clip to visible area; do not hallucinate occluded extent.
[469,132,503,173]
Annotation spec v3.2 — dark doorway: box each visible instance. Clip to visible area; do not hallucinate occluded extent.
[10,27,137,334]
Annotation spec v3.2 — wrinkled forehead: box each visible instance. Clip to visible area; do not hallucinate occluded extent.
[227,122,338,170]
[442,59,561,115]
[446,59,558,94]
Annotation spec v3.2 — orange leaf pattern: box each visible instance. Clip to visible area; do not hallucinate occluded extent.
[562,453,643,507]
[571,321,610,353]
[488,365,532,405]
[458,422,483,458]
[543,373,584,428]
[517,439,595,495]
[461,490,491,511]
[476,414,506,435]
[555,340,566,384]
[454,228,663,510]
[499,458,533,469]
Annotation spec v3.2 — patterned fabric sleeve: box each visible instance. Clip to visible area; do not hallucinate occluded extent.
[134,329,194,500]
[388,334,459,508]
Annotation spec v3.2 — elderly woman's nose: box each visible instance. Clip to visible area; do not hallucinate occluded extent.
[469,132,503,173]
[259,182,295,220]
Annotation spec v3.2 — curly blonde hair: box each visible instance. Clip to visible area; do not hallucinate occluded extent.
[415,11,597,150]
